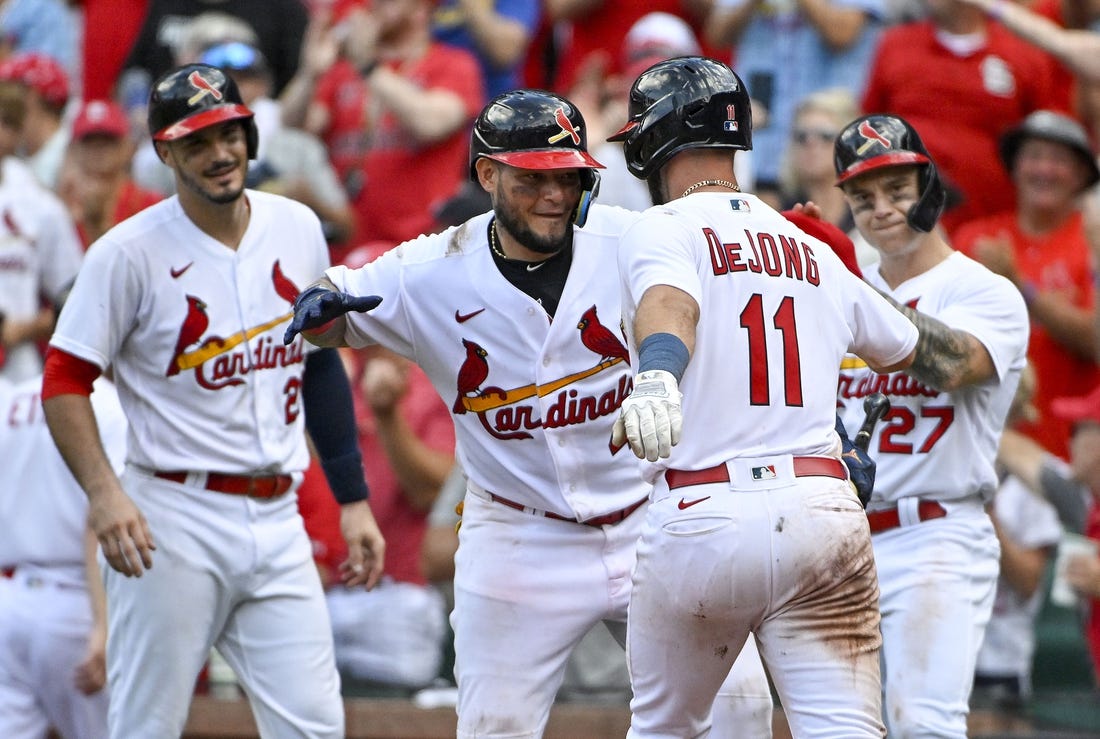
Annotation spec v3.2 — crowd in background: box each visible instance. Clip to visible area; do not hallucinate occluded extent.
[3,0,1100,722]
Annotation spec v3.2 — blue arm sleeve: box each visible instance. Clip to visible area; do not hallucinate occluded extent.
[303,348,370,504]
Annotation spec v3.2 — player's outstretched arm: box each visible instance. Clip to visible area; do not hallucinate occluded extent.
[880,293,997,391]
[283,278,383,347]
[43,393,156,577]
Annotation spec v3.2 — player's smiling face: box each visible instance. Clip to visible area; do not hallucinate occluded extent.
[491,163,581,255]
[160,120,249,205]
[841,166,923,255]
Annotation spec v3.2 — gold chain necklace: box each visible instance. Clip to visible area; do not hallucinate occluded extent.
[681,179,741,199]
[490,220,508,259]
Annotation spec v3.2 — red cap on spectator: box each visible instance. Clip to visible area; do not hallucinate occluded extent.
[1051,383,1100,425]
[71,99,129,140]
[0,53,69,107]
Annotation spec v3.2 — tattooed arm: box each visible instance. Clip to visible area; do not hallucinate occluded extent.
[880,294,998,392]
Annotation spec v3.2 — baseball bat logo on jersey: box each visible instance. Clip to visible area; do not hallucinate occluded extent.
[452,306,632,446]
[187,70,224,106]
[165,260,304,389]
[856,119,892,155]
[548,107,581,145]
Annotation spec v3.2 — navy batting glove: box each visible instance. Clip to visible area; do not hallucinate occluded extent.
[836,414,876,507]
[283,285,382,345]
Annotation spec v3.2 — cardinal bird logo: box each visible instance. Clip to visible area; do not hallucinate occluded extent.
[271,260,301,304]
[856,120,892,156]
[548,107,581,145]
[577,306,629,363]
[166,295,209,376]
[187,71,223,106]
[453,339,490,414]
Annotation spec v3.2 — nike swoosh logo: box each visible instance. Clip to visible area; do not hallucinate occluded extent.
[526,262,546,272]
[677,496,711,510]
[170,262,194,279]
[455,308,485,323]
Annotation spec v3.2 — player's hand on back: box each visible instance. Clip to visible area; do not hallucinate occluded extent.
[283,283,383,345]
[89,486,156,577]
[612,370,683,462]
[338,500,386,590]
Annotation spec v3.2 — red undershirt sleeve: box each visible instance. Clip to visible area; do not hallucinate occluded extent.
[42,346,102,400]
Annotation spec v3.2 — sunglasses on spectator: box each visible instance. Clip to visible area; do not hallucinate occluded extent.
[792,128,837,145]
[201,42,264,73]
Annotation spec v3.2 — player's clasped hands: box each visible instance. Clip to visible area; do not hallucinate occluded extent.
[612,370,683,461]
[283,283,383,345]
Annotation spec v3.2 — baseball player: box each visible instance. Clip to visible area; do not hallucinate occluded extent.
[284,88,775,738]
[41,64,385,738]
[832,114,1030,737]
[606,56,920,738]
[0,373,125,739]
[0,78,83,382]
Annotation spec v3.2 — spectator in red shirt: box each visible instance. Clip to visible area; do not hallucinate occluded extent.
[861,0,1072,237]
[954,110,1100,460]
[56,100,163,249]
[280,0,485,247]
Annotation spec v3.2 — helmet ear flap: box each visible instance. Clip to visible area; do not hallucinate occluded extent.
[245,118,258,159]
[907,161,946,233]
[573,170,600,227]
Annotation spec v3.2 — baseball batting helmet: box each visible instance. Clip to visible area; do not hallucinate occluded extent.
[834,114,945,233]
[607,56,752,180]
[469,89,603,226]
[147,63,258,159]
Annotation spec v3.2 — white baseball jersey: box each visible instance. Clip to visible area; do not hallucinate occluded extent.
[0,159,83,381]
[50,190,328,476]
[618,191,914,739]
[976,474,1062,684]
[0,376,126,575]
[329,205,650,519]
[0,375,124,739]
[618,192,918,482]
[837,252,1029,507]
[329,203,775,738]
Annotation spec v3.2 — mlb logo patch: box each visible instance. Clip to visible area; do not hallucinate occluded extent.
[723,120,739,132]
[752,465,777,480]
[728,199,750,212]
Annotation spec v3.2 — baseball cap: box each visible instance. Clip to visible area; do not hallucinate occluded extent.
[999,110,1100,191]
[1051,383,1100,425]
[0,52,69,107]
[71,99,129,140]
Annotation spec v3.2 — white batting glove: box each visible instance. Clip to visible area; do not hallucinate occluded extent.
[611,370,683,461]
